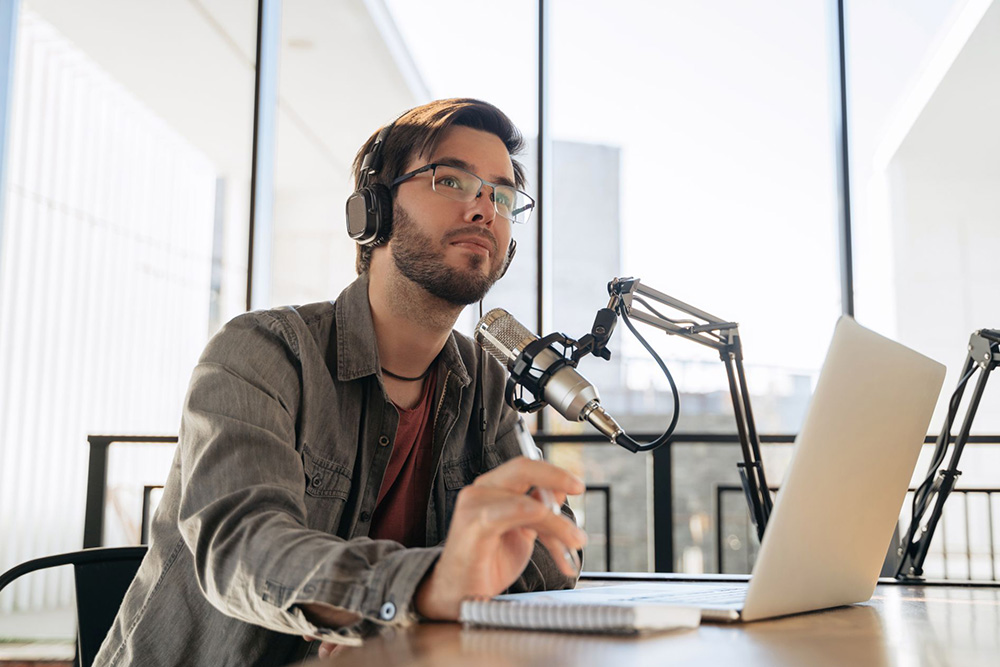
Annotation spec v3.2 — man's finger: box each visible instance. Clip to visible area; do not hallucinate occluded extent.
[529,488,571,508]
[537,533,583,577]
[457,487,587,548]
[479,492,552,527]
[317,641,345,659]
[474,457,584,496]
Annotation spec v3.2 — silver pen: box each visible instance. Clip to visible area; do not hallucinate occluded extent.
[513,418,582,574]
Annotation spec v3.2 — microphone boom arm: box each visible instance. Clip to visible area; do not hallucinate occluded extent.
[895,328,999,580]
[606,277,774,541]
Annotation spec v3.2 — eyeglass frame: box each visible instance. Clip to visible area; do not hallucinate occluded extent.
[390,163,536,224]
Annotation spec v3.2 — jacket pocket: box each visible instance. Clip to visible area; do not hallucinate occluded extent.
[441,455,480,521]
[442,455,479,491]
[302,444,352,532]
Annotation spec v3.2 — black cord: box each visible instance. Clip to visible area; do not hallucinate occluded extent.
[895,362,976,578]
[631,295,701,328]
[477,300,488,474]
[898,341,997,574]
[908,360,979,522]
[632,295,726,343]
[612,305,680,452]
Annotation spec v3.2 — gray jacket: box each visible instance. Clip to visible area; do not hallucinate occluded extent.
[95,274,576,667]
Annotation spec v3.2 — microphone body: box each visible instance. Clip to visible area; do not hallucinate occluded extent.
[475,308,624,444]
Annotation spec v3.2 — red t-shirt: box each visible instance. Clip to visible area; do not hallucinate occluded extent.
[369,371,438,547]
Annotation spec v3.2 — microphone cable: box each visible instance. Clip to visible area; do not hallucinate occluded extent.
[476,299,488,474]
[898,339,998,574]
[611,303,680,453]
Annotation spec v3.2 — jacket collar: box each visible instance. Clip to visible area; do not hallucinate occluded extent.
[334,273,471,387]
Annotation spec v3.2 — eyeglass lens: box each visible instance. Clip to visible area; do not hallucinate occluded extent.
[430,165,532,224]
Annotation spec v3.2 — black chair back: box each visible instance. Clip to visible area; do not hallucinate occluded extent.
[74,550,146,667]
[0,546,148,667]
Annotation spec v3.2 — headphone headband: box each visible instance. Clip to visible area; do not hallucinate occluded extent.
[357,124,393,190]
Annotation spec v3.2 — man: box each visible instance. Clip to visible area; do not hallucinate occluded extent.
[95,98,585,667]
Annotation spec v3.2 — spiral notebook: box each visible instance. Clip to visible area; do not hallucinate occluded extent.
[459,592,700,635]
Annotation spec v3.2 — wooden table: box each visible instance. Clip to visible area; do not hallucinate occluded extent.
[305,578,1000,667]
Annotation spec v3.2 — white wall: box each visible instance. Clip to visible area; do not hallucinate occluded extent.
[880,0,1000,436]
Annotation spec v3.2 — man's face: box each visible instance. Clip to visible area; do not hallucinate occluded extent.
[388,126,515,305]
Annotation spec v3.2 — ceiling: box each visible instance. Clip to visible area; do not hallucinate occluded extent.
[25,0,429,191]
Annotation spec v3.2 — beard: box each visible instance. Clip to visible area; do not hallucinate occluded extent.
[390,204,505,306]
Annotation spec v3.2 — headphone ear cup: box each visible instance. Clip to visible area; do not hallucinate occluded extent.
[498,238,517,279]
[371,184,393,244]
[346,183,393,245]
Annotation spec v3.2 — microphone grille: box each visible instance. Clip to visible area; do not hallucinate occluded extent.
[475,308,536,366]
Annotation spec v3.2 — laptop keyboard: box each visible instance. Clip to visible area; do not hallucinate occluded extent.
[623,586,748,606]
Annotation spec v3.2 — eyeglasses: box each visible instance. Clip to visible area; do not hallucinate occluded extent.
[392,163,535,224]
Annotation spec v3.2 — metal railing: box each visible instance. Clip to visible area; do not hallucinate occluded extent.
[581,484,612,572]
[536,432,1000,575]
[536,431,798,572]
[717,484,1000,580]
[84,435,616,569]
[85,432,1000,581]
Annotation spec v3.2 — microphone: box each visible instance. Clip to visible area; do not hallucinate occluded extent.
[475,308,626,446]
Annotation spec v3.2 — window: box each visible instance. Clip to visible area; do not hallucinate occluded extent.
[0,1,256,616]
[847,0,1000,580]
[548,0,841,573]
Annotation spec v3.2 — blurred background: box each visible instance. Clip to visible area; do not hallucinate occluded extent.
[1,0,999,648]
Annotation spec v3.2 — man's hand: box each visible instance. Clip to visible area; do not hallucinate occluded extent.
[414,457,586,620]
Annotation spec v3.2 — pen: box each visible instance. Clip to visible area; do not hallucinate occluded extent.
[513,419,583,574]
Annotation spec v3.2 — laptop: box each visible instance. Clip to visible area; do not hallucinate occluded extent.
[497,316,947,622]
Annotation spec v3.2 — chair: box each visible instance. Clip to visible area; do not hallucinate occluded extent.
[0,546,147,667]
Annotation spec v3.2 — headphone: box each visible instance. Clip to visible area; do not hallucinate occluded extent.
[345,122,518,278]
[346,124,394,247]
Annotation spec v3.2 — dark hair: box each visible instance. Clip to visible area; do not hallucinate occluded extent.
[351,98,527,274]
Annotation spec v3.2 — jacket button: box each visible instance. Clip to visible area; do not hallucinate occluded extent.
[311,475,322,487]
[378,435,390,446]
[379,602,396,621]
[360,511,371,522]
